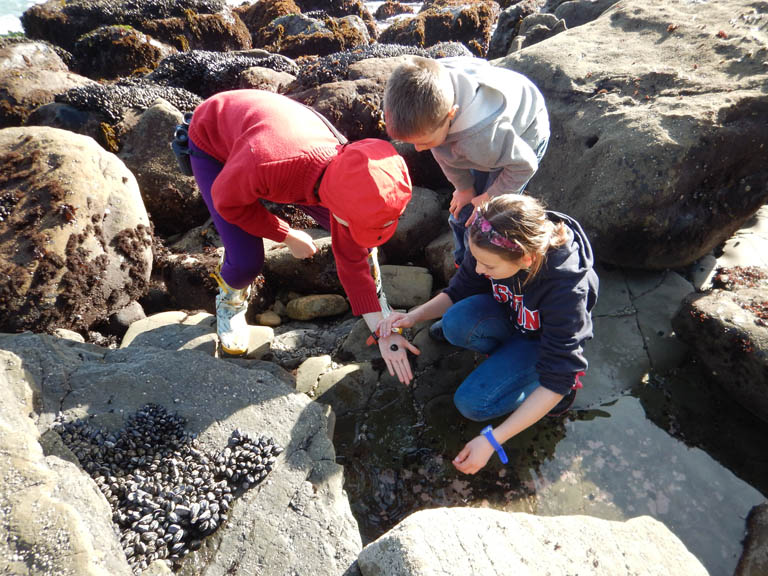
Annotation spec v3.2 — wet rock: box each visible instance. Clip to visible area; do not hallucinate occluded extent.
[735,502,768,576]
[146,50,298,99]
[501,0,768,269]
[380,266,434,309]
[237,0,301,45]
[672,270,768,424]
[509,12,567,52]
[0,126,152,333]
[296,0,378,38]
[357,508,709,575]
[117,99,208,235]
[286,294,350,321]
[379,0,499,57]
[554,0,621,29]
[71,25,176,80]
[0,39,96,129]
[55,77,201,126]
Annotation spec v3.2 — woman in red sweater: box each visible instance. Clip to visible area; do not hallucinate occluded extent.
[187,90,418,382]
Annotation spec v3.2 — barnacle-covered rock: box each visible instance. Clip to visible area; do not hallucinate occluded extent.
[259,13,371,59]
[21,0,235,52]
[71,25,176,80]
[296,0,377,39]
[146,50,298,98]
[55,78,201,125]
[379,0,500,57]
[0,126,152,333]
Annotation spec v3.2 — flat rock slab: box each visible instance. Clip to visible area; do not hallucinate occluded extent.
[0,333,361,576]
[357,507,708,576]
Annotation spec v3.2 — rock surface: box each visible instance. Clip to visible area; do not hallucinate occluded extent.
[357,508,708,576]
[0,126,153,333]
[0,332,362,576]
[501,0,768,269]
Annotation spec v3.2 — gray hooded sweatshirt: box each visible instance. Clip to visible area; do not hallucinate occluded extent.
[431,57,550,197]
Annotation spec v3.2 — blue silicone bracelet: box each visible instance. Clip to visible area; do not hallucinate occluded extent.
[481,425,509,464]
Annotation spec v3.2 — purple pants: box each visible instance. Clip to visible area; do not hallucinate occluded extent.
[189,141,331,289]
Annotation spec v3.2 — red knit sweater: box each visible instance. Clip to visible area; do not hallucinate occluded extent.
[188,89,380,315]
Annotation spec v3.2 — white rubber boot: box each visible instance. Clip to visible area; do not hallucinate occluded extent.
[210,264,251,356]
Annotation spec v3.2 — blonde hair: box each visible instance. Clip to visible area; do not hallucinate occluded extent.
[384,56,454,140]
[469,195,569,283]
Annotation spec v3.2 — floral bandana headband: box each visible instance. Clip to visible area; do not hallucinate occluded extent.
[471,212,524,253]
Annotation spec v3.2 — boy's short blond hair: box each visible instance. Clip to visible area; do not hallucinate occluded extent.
[384,56,454,140]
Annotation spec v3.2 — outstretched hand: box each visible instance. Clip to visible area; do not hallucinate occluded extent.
[452,435,495,475]
[379,332,420,385]
[449,188,475,220]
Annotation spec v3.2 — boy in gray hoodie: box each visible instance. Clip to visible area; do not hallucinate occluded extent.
[384,56,550,265]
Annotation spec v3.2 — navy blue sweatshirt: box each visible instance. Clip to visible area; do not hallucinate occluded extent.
[444,212,599,395]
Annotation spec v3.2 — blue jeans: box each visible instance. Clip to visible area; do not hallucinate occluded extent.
[442,294,541,421]
[448,137,550,265]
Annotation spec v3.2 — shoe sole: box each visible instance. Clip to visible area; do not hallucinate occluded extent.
[221,344,248,356]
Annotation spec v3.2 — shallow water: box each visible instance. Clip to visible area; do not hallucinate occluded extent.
[334,355,767,576]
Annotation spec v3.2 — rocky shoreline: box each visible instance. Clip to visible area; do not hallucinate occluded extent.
[1,0,767,574]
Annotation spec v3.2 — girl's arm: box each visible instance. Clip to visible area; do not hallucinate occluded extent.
[452,386,563,475]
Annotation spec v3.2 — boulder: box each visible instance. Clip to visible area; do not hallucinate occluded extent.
[375,1,414,20]
[0,39,96,129]
[499,0,768,269]
[0,332,362,576]
[381,265,434,309]
[70,25,176,80]
[381,185,444,264]
[0,126,152,333]
[117,99,208,235]
[262,230,343,295]
[672,272,768,424]
[262,13,371,59]
[357,508,708,576]
[286,294,350,320]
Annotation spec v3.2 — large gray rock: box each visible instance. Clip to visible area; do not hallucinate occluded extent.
[357,508,708,576]
[0,126,152,333]
[0,332,361,576]
[0,346,131,576]
[499,0,768,269]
